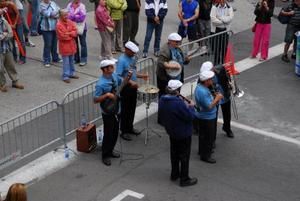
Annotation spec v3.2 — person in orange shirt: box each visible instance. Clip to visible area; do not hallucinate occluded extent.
[56,9,78,83]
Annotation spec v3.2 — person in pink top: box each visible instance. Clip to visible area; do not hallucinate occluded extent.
[95,0,115,61]
[56,9,78,83]
[67,0,88,66]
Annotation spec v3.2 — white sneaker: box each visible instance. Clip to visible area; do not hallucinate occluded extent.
[25,40,35,47]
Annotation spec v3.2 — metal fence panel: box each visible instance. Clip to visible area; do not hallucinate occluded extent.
[0,101,61,170]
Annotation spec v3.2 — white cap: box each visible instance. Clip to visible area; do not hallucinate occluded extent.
[125,41,139,53]
[199,71,215,81]
[167,80,183,91]
[99,59,115,68]
[168,33,182,41]
[200,61,213,73]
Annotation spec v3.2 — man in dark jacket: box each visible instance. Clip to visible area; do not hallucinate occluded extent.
[142,0,168,58]
[158,79,198,187]
[123,0,141,46]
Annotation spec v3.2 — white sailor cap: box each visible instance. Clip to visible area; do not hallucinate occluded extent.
[199,70,215,81]
[125,41,139,53]
[167,80,183,91]
[168,33,182,41]
[99,59,115,68]
[200,61,213,73]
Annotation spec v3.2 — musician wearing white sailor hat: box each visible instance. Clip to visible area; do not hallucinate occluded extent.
[156,32,191,124]
[94,59,136,166]
[116,41,148,141]
[194,70,223,164]
[159,79,198,187]
[200,61,234,139]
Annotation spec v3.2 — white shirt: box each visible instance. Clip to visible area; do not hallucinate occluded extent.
[154,0,159,16]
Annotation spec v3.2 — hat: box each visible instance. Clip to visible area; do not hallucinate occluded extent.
[199,71,215,81]
[99,59,115,68]
[200,61,213,73]
[167,80,183,91]
[168,33,182,41]
[125,41,139,53]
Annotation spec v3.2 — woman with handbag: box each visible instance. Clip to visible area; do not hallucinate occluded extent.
[251,0,274,61]
[95,0,115,61]
[67,0,88,66]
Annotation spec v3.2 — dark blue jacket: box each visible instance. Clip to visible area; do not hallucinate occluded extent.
[158,95,195,139]
[145,0,168,23]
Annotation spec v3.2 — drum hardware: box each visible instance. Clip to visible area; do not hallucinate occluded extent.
[166,46,203,79]
[138,84,161,145]
[165,60,182,79]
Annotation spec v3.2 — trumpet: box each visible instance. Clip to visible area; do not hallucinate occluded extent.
[222,62,244,98]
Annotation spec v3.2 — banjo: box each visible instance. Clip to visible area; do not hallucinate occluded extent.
[165,45,202,78]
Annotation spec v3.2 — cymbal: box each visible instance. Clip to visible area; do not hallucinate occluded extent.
[138,84,159,94]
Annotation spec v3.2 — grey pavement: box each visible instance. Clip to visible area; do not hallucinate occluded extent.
[1,0,300,200]
[26,115,300,201]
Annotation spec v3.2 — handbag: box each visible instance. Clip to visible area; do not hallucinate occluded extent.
[76,22,85,35]
[106,26,114,33]
[252,23,257,33]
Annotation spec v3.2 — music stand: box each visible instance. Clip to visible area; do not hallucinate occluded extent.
[138,85,161,145]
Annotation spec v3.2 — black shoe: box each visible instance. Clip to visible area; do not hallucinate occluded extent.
[201,157,216,164]
[223,128,234,138]
[170,175,179,181]
[120,133,132,141]
[180,177,198,187]
[281,54,290,63]
[130,128,141,136]
[102,157,111,166]
[110,151,120,158]
[292,53,296,60]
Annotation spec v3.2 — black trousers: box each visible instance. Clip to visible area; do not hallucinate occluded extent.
[198,118,216,158]
[211,27,229,65]
[214,101,231,141]
[120,85,137,133]
[170,136,191,181]
[102,113,120,158]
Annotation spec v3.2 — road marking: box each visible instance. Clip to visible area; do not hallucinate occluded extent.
[111,189,144,201]
[218,118,300,146]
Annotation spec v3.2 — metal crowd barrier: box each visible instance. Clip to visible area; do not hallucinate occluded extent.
[181,30,233,82]
[0,101,61,170]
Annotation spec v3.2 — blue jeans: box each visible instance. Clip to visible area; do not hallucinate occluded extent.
[30,0,40,33]
[143,21,164,53]
[42,31,59,64]
[62,55,75,80]
[75,29,88,63]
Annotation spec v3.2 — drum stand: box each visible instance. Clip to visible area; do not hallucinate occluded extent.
[141,92,161,145]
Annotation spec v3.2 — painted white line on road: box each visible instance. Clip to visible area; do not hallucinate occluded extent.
[111,189,144,201]
[218,118,300,146]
